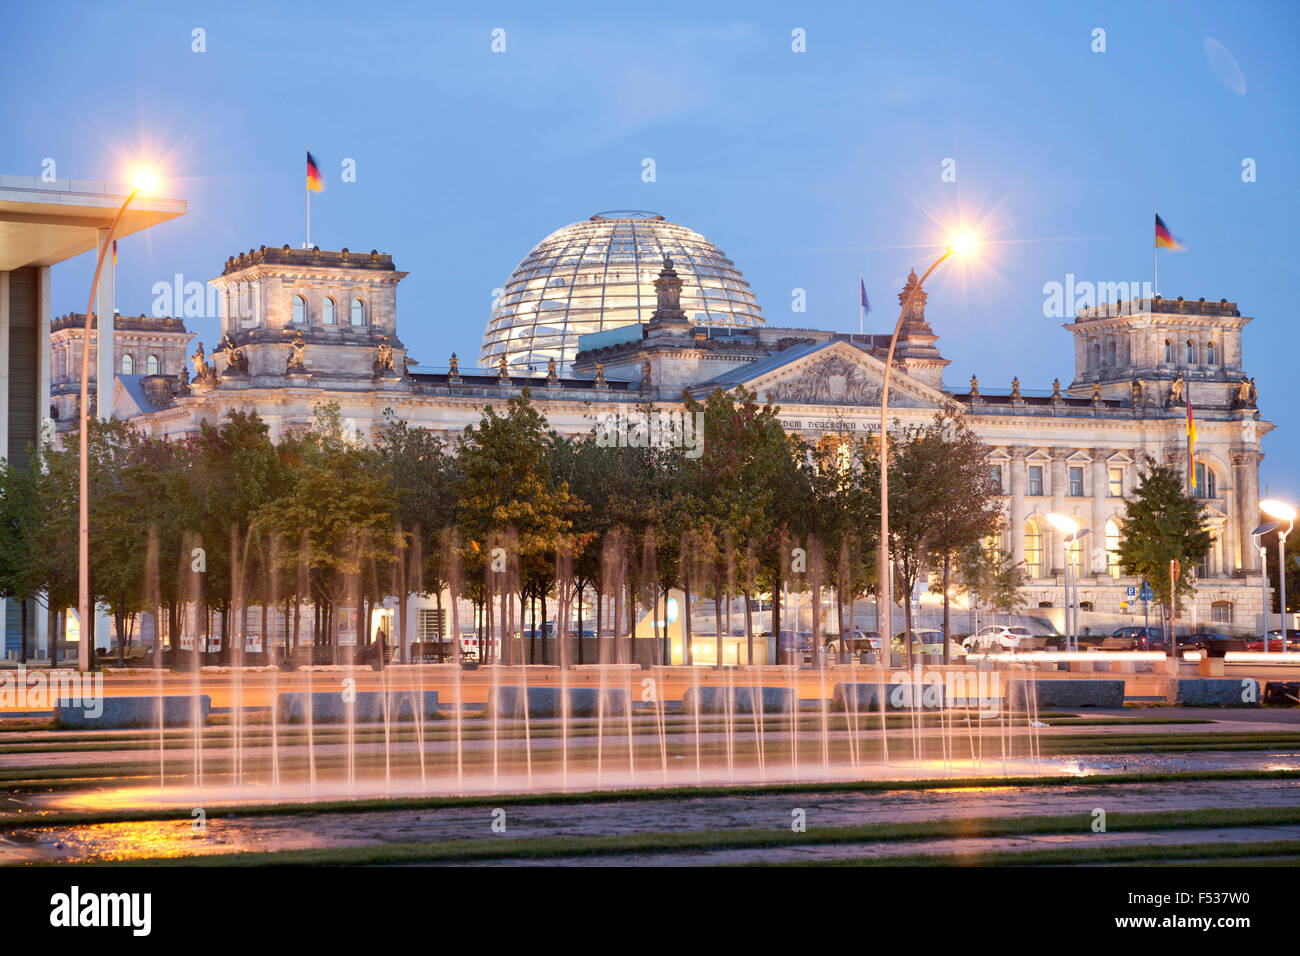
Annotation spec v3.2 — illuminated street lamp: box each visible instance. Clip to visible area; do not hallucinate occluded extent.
[879,232,977,663]
[77,167,159,671]
[1047,514,1090,651]
[1261,499,1297,651]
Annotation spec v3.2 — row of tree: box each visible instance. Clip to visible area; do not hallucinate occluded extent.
[0,386,1211,668]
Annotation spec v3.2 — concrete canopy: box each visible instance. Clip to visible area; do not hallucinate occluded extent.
[0,175,186,270]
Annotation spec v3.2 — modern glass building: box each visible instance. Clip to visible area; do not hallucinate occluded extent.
[479,211,763,371]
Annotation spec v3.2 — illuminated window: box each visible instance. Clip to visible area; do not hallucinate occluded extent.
[120,353,134,374]
[1105,519,1121,578]
[1028,465,1044,497]
[1211,600,1233,623]
[147,354,159,375]
[292,294,307,324]
[323,297,336,325]
[351,298,365,326]
[1108,467,1123,497]
[1024,520,1044,578]
[1069,466,1084,497]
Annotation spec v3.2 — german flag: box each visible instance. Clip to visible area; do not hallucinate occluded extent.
[1155,213,1184,251]
[307,151,324,193]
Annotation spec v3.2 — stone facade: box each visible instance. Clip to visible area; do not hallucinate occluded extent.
[50,312,192,425]
[98,245,1274,629]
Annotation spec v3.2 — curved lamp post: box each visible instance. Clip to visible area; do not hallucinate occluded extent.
[879,232,976,662]
[1047,514,1089,651]
[1261,499,1296,652]
[78,169,158,671]
[1252,520,1280,650]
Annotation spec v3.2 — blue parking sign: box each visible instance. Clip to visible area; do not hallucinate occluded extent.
[1125,586,1136,598]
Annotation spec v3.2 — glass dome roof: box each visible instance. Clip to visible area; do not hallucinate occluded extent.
[480,211,763,370]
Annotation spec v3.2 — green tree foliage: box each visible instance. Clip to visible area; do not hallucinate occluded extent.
[1115,457,1212,612]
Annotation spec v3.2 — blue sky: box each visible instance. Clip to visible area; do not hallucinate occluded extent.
[2,0,1297,496]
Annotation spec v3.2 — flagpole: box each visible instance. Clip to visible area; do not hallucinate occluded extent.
[307,145,311,249]
[858,271,864,336]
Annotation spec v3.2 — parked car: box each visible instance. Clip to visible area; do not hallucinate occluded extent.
[778,630,814,663]
[892,629,965,660]
[1108,625,1169,651]
[1185,632,1247,657]
[824,628,880,657]
[962,625,1033,652]
[1244,629,1300,653]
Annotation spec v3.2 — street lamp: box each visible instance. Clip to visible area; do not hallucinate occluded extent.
[77,167,159,671]
[1261,499,1296,651]
[1252,520,1280,650]
[879,231,977,662]
[1047,514,1090,651]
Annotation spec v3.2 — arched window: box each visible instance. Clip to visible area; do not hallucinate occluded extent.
[322,297,336,325]
[146,354,160,376]
[350,298,365,326]
[292,294,307,324]
[1186,339,1196,364]
[1207,341,1217,364]
[1211,600,1233,623]
[1105,519,1121,578]
[1164,339,1173,363]
[1107,340,1117,367]
[1193,462,1217,499]
[121,353,134,374]
[1024,519,1044,578]
[1090,343,1101,369]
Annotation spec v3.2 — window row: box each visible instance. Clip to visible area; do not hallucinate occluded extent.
[988,463,1125,498]
[1023,518,1123,578]
[1163,337,1220,366]
[291,295,367,327]
[120,354,161,375]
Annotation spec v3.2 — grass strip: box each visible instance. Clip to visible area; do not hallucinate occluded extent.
[55,805,1300,867]
[5,767,1300,832]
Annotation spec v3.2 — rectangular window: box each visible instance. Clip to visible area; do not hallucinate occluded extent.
[1069,466,1084,497]
[988,464,1002,494]
[1108,467,1123,498]
[1027,465,1044,497]
[417,608,446,642]
[1211,602,1233,624]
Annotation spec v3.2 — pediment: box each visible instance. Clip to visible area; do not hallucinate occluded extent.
[735,341,949,410]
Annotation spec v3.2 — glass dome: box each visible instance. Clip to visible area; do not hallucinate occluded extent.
[480,211,763,370]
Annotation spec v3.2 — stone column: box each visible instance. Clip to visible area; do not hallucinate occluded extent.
[1233,447,1262,572]
[1049,447,1068,573]
[1091,448,1110,576]
[1009,446,1028,567]
[1223,483,1239,575]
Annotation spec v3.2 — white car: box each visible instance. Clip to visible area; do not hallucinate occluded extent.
[963,625,1033,652]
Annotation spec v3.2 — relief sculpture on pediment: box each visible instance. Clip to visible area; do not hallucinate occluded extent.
[763,355,925,407]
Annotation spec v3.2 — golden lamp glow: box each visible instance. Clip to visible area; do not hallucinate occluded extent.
[1046,513,1079,534]
[1261,499,1297,523]
[948,231,978,256]
[130,167,160,194]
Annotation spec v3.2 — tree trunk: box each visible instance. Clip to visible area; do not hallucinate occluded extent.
[19,600,28,665]
[683,562,693,666]
[942,551,952,665]
[576,581,585,666]
[772,567,783,665]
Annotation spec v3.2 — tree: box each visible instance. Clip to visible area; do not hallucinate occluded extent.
[0,457,43,663]
[1115,457,1212,618]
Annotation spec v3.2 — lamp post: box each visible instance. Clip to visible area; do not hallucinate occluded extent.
[1261,500,1296,651]
[1047,514,1089,651]
[77,169,158,671]
[879,233,976,660]
[1252,520,1280,651]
